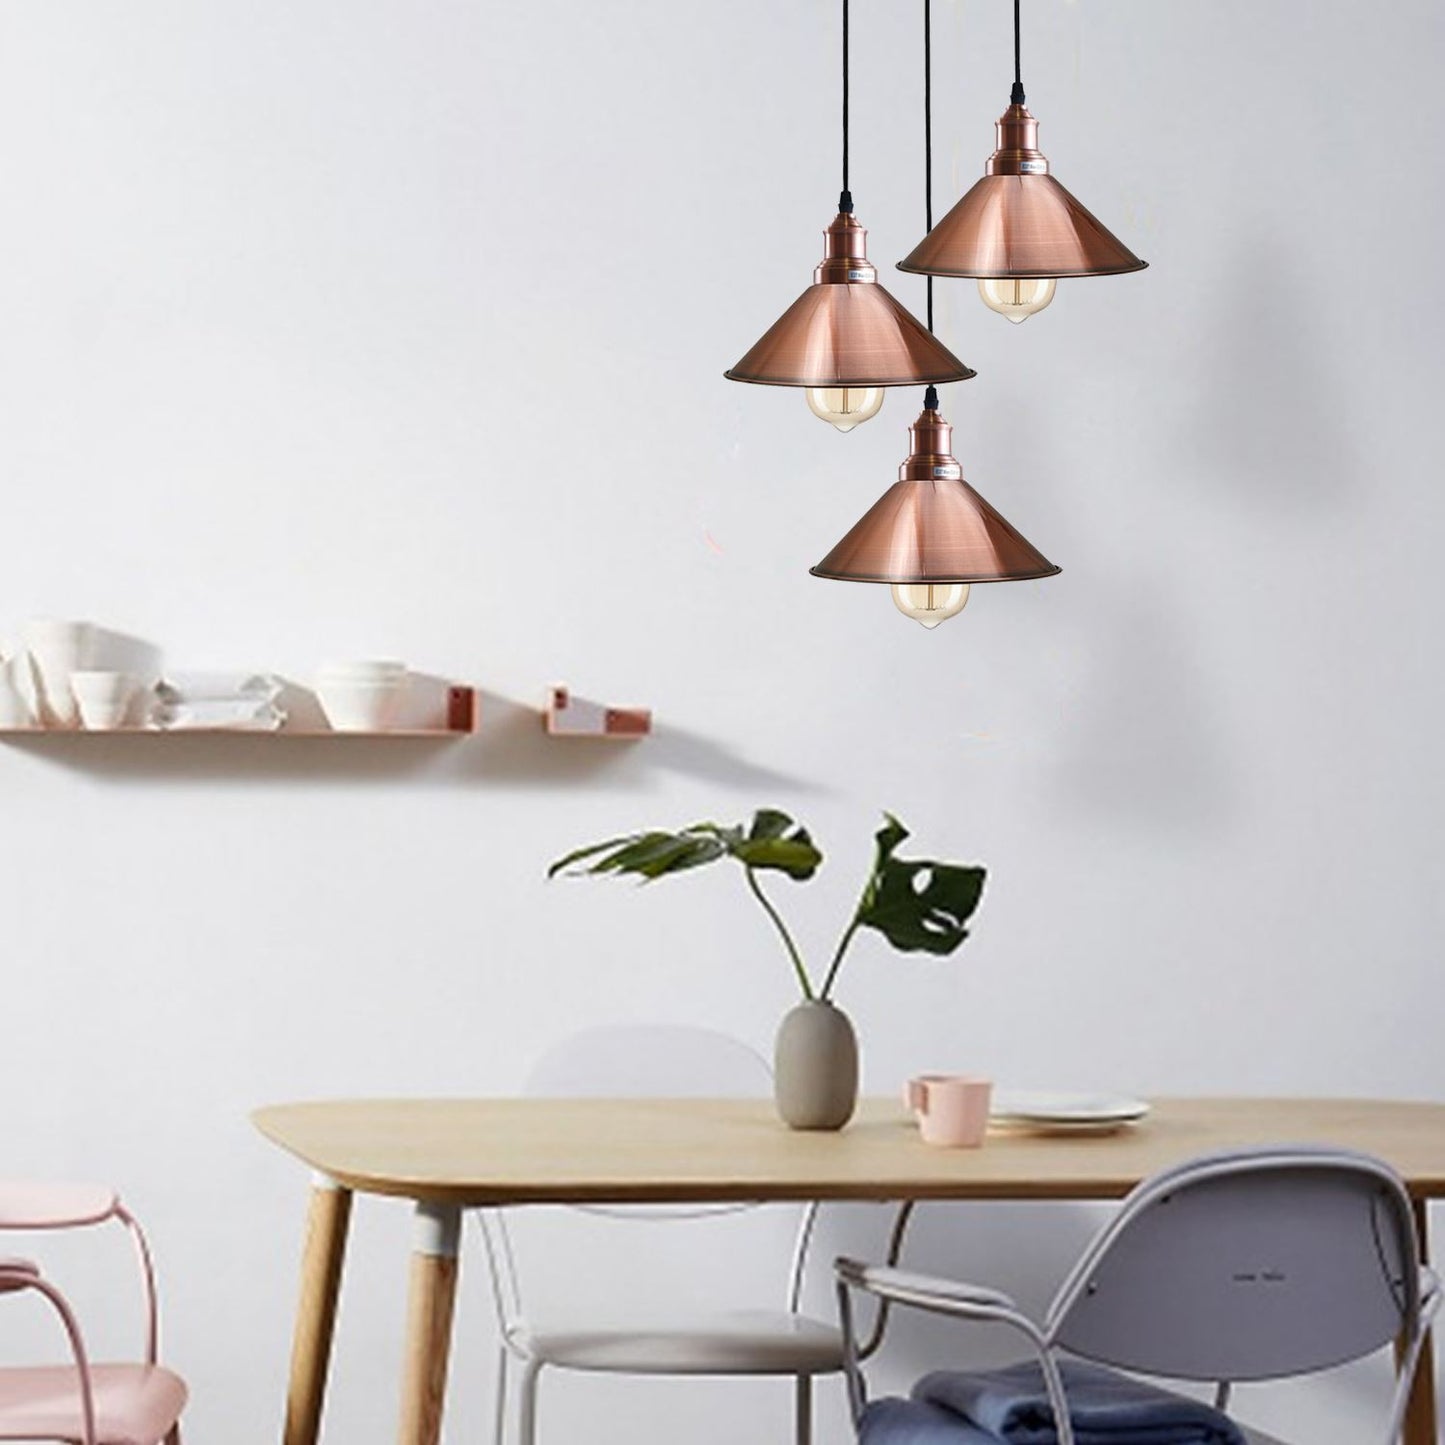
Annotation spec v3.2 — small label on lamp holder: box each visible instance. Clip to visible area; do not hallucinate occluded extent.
[847,269,871,281]
[932,465,962,479]
[1019,160,1047,174]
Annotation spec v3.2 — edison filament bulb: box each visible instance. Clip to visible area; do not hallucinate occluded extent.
[891,581,971,629]
[806,385,885,432]
[978,276,1056,323]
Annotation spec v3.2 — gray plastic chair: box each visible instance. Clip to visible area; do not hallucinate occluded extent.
[835,1146,1442,1445]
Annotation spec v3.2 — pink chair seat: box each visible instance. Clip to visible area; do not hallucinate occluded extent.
[0,1364,186,1445]
[0,1186,118,1232]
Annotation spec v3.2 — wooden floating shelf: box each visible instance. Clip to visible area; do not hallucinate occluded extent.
[0,730,468,738]
[0,686,479,739]
[544,685,651,738]
[0,685,656,742]
[0,729,472,739]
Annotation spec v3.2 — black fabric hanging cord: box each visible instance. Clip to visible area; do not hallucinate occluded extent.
[840,0,853,211]
[922,0,937,415]
[922,0,939,416]
[924,0,933,334]
[1011,0,1026,106]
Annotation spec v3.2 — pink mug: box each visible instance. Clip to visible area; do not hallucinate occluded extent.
[906,1075,993,1147]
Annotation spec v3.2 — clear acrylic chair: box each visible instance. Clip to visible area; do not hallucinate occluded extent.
[835,1146,1441,1445]
[477,1025,909,1445]
[0,1182,187,1445]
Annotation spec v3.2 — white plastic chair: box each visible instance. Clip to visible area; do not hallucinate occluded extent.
[0,1182,187,1445]
[477,1025,910,1445]
[835,1147,1441,1445]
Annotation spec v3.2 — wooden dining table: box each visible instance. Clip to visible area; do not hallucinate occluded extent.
[253,1096,1445,1445]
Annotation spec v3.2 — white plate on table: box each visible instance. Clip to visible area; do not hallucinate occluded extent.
[989,1091,1151,1135]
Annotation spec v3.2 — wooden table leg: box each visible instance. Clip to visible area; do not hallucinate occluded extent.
[284,1175,353,1445]
[1401,1198,1437,1445]
[398,1203,461,1445]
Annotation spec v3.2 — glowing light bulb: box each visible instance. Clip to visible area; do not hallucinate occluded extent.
[806,386,884,432]
[891,582,971,629]
[978,277,1057,323]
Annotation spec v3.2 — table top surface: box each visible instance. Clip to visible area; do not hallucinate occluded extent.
[252,1096,1445,1205]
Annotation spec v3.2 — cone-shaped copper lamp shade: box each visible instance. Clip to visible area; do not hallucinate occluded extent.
[811,400,1060,584]
[727,210,975,387]
[898,104,1145,279]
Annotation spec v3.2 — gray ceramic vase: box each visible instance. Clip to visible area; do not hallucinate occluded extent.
[773,1000,858,1130]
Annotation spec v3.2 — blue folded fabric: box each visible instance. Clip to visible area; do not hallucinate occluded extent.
[859,1395,1000,1445]
[913,1359,1246,1445]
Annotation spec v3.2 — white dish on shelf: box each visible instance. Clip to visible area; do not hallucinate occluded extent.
[157,673,281,704]
[989,1091,1151,1135]
[151,713,286,733]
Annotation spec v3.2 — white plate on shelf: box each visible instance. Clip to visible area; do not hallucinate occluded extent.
[989,1091,1151,1135]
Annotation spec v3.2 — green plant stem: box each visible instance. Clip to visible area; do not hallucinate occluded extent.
[817,916,861,1002]
[743,866,814,1000]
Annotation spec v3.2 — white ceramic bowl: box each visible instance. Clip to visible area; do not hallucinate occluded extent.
[316,677,407,732]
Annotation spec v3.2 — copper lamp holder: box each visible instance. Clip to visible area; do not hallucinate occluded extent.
[811,399,1060,584]
[727,209,975,388]
[897,103,1146,279]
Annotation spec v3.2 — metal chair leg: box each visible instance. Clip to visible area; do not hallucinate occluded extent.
[492,1346,510,1445]
[794,1375,812,1445]
[518,1360,543,1445]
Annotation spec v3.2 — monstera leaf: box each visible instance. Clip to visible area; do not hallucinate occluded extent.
[548,809,822,882]
[729,809,822,879]
[853,814,986,955]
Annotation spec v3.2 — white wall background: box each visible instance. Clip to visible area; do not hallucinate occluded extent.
[0,1,1439,1442]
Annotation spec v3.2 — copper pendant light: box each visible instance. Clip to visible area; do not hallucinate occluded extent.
[725,208,975,401]
[896,0,1145,322]
[811,389,1059,627]
[724,0,973,432]
[812,1,1059,629]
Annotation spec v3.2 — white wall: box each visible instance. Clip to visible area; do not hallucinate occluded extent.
[0,1,1439,1442]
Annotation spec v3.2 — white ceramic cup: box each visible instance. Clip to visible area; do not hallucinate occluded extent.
[21,619,93,728]
[905,1074,993,1148]
[69,671,142,731]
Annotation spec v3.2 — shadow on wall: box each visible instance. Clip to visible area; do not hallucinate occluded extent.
[1034,237,1356,837]
[1178,240,1363,509]
[448,692,828,793]
[1051,571,1239,834]
[0,688,826,794]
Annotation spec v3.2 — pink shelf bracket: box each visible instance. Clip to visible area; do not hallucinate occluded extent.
[544,686,651,738]
[446,686,478,734]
